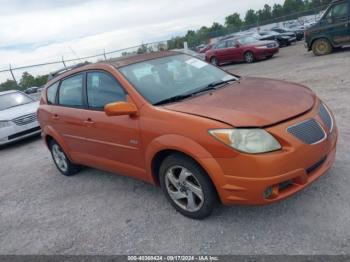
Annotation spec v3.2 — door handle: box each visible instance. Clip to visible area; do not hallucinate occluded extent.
[84,118,95,127]
[52,114,60,120]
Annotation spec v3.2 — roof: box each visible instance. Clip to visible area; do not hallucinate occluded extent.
[46,51,181,84]
[106,51,179,68]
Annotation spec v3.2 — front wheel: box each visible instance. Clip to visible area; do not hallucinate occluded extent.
[159,154,217,219]
[210,57,218,66]
[49,140,80,176]
[312,38,332,56]
[244,51,255,63]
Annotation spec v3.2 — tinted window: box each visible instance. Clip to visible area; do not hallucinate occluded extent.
[327,3,349,18]
[0,92,33,111]
[47,82,59,104]
[226,40,236,48]
[87,72,126,109]
[119,54,237,104]
[215,42,226,49]
[58,74,83,107]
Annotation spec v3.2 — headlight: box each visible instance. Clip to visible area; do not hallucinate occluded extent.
[0,121,11,129]
[209,129,281,154]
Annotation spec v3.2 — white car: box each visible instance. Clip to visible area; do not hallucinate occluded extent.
[0,90,41,146]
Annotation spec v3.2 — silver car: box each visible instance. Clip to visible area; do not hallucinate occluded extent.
[0,90,40,146]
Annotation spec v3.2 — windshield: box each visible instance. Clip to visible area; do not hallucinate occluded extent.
[238,36,259,45]
[0,92,34,111]
[119,54,237,104]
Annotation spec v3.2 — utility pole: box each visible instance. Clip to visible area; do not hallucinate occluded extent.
[9,64,18,86]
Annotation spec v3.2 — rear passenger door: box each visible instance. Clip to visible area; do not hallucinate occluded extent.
[81,71,145,177]
[50,73,89,154]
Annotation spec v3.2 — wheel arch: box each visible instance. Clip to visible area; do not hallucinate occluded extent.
[42,125,72,160]
[145,134,218,185]
[310,35,334,50]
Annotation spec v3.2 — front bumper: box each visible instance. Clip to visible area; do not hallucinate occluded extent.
[0,121,41,145]
[203,100,338,205]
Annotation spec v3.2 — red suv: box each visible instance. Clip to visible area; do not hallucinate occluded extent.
[205,36,279,65]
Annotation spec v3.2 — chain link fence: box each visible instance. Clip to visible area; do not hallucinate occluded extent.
[0,4,330,90]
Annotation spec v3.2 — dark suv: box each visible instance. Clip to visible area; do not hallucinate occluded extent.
[305,0,350,55]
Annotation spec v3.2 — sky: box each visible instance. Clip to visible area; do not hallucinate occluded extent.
[0,0,284,80]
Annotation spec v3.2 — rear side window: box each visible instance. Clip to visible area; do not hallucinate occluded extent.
[47,82,59,104]
[58,74,84,107]
[87,72,126,109]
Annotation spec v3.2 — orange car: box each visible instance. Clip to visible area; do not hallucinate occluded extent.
[38,51,337,219]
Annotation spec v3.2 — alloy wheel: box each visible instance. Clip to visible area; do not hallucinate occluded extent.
[245,52,254,63]
[52,144,68,172]
[165,165,204,212]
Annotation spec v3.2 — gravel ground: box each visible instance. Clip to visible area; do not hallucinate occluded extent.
[0,42,350,255]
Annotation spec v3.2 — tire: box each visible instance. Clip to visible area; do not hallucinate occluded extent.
[159,154,217,219]
[210,57,218,66]
[49,140,80,176]
[244,51,255,63]
[312,38,332,56]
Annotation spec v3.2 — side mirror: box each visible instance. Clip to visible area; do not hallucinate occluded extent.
[235,44,240,48]
[104,102,138,117]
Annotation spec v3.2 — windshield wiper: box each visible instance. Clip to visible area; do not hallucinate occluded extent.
[153,78,236,106]
[207,79,236,88]
[153,94,193,106]
[187,79,236,96]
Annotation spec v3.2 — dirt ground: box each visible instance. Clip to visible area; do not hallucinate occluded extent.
[0,42,350,255]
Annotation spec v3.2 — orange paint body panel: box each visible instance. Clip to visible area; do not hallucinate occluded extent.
[37,52,338,206]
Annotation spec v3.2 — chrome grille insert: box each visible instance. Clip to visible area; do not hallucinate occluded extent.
[287,119,326,145]
[319,103,333,132]
[12,113,37,126]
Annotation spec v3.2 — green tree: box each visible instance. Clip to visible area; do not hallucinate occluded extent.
[19,72,36,89]
[272,4,284,19]
[137,43,148,54]
[245,9,258,26]
[0,79,17,91]
[34,75,48,87]
[225,13,243,30]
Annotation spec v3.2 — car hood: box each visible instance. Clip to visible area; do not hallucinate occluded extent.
[0,101,39,121]
[163,77,316,127]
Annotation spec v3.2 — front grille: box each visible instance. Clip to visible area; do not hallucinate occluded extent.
[12,113,37,126]
[319,103,333,132]
[267,43,276,48]
[8,126,41,140]
[287,119,326,144]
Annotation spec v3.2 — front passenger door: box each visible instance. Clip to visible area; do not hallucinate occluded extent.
[82,71,145,179]
[324,1,350,45]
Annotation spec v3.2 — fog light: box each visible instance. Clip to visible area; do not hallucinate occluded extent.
[263,186,273,199]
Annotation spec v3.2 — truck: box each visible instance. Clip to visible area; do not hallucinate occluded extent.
[305,0,350,55]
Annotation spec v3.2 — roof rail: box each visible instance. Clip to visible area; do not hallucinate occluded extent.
[48,61,91,81]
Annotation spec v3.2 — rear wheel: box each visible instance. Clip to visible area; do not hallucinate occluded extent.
[312,38,332,56]
[210,57,218,66]
[49,140,80,176]
[159,154,217,219]
[244,51,255,63]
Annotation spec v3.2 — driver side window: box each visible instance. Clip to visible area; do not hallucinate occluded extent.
[326,3,348,19]
[87,72,126,110]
